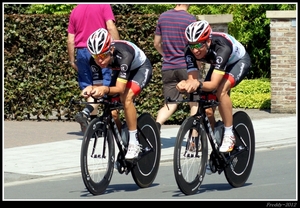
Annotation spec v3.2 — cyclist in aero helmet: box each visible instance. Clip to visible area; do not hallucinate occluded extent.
[177,20,251,153]
[83,28,153,160]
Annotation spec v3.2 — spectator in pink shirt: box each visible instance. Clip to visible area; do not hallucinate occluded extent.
[67,4,120,133]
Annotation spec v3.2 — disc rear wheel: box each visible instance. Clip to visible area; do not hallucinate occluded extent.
[131,113,161,188]
[224,111,255,187]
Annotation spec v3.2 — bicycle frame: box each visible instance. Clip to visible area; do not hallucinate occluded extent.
[167,91,249,170]
[171,90,255,195]
[71,95,155,166]
[71,94,161,195]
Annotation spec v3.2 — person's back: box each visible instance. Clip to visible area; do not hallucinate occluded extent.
[154,4,198,130]
[68,4,116,49]
[156,5,196,70]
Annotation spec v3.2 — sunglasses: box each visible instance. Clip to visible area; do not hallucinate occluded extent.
[189,42,205,50]
[92,50,110,60]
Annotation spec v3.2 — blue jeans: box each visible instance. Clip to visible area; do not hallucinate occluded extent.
[76,48,93,90]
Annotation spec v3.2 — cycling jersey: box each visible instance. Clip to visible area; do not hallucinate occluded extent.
[108,40,152,95]
[185,32,246,74]
[109,40,147,80]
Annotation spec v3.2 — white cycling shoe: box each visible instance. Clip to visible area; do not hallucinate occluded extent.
[125,143,142,160]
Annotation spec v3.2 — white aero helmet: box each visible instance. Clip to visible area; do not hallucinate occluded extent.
[185,20,212,43]
[87,28,112,55]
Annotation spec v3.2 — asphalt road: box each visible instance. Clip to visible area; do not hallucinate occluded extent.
[3,146,297,201]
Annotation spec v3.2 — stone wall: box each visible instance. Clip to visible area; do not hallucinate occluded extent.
[266,10,296,113]
[196,14,232,33]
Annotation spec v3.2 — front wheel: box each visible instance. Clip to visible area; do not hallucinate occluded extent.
[224,111,255,187]
[80,117,115,195]
[131,113,161,188]
[173,116,208,195]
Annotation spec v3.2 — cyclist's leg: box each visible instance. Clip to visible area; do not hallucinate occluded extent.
[111,109,121,134]
[120,89,137,138]
[89,103,99,121]
[203,65,217,130]
[215,79,232,127]
[219,52,251,128]
[188,101,200,150]
[124,59,153,159]
[107,71,122,133]
[205,107,216,129]
[218,53,251,152]
[124,58,152,135]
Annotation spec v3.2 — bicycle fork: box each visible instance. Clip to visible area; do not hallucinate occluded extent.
[184,119,202,158]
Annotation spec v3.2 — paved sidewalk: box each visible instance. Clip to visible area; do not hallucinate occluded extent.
[3,109,297,184]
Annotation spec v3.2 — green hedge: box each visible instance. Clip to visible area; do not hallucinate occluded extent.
[231,78,271,109]
[4,14,166,121]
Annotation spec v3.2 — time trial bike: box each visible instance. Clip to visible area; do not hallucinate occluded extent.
[167,89,255,195]
[70,95,161,195]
